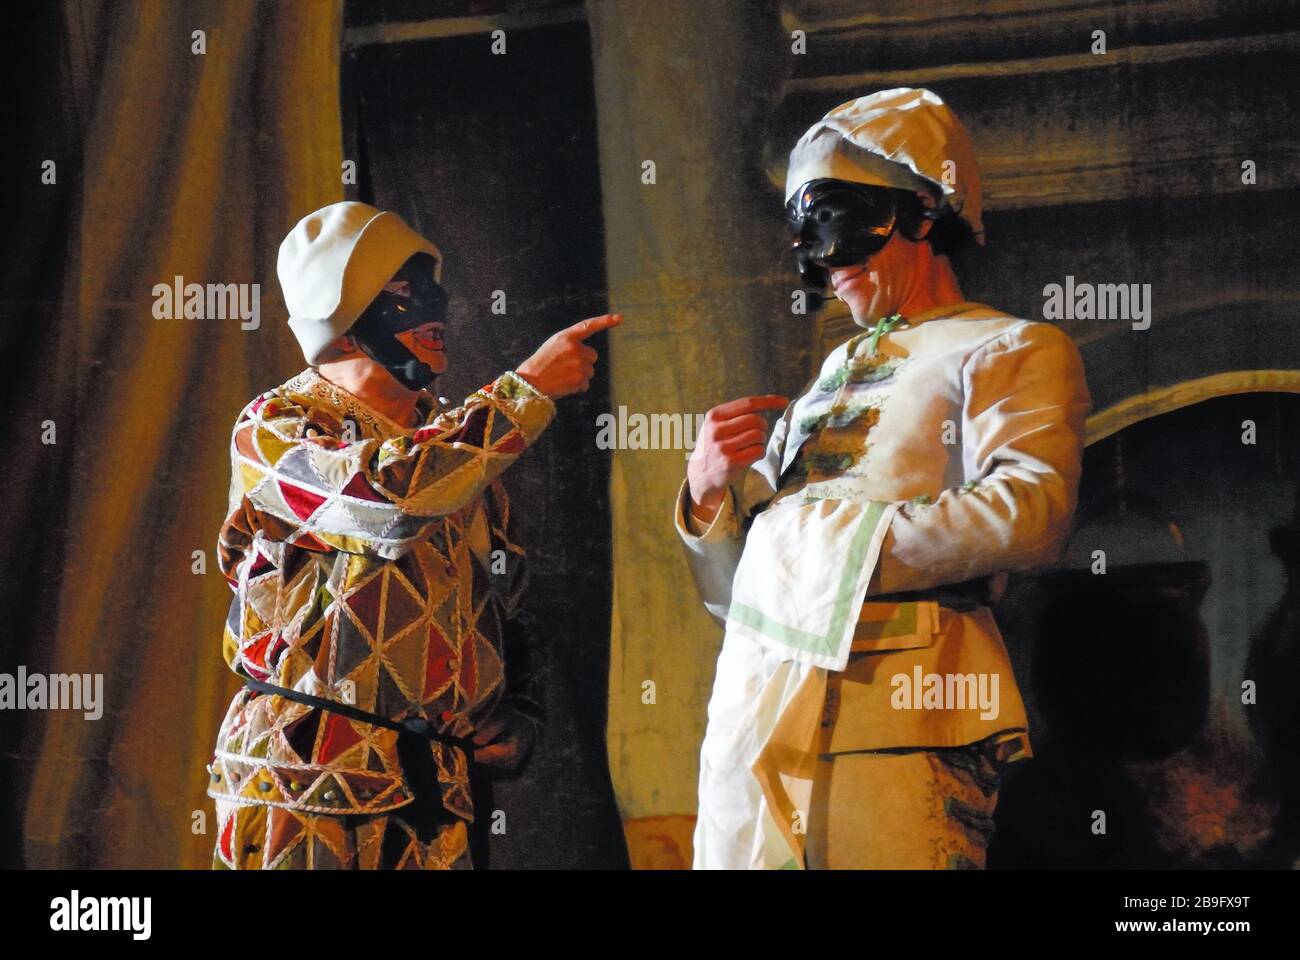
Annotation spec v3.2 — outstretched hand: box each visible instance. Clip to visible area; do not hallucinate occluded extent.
[516,313,623,399]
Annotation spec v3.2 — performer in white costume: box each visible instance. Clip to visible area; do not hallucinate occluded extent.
[676,88,1092,869]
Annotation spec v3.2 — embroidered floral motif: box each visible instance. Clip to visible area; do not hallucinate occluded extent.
[816,354,900,392]
[799,401,882,436]
[902,492,938,518]
[804,451,858,476]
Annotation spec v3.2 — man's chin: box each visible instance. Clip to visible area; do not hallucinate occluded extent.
[383,356,445,391]
[841,292,879,327]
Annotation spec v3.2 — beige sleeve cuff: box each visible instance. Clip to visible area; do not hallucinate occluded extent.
[494,369,558,441]
[674,479,741,544]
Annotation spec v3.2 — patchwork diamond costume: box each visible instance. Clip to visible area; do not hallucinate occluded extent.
[208,365,553,869]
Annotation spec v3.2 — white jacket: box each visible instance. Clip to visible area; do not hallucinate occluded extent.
[675,300,1092,868]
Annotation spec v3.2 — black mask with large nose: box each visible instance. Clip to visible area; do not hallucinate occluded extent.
[787,179,922,308]
[349,253,448,391]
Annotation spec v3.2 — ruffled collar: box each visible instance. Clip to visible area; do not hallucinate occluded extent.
[284,367,436,437]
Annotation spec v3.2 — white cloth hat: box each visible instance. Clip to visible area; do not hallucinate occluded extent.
[277,201,443,364]
[785,87,984,243]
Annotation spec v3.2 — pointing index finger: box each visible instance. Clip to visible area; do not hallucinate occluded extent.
[567,313,623,341]
[713,394,790,420]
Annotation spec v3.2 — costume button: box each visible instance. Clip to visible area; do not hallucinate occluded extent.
[258,780,273,792]
[445,563,457,577]
[441,710,455,722]
[289,781,303,791]
[322,790,337,801]
[447,658,460,672]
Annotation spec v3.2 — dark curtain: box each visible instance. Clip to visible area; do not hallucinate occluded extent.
[343,16,628,867]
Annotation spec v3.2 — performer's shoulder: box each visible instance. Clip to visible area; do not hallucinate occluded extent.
[945,308,1080,358]
[977,316,1081,357]
[233,368,316,424]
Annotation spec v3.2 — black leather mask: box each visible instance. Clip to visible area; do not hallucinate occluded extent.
[349,254,448,391]
[787,179,917,307]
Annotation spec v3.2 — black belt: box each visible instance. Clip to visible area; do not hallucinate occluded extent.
[244,676,478,750]
[243,677,485,851]
[868,577,995,612]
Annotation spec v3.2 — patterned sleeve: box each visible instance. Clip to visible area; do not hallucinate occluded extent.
[217,370,555,575]
[500,612,546,732]
[480,480,545,727]
[871,322,1092,593]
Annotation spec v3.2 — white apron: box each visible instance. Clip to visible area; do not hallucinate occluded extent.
[693,497,901,869]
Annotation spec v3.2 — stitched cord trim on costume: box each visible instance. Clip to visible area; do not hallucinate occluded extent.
[284,368,428,436]
[205,787,416,817]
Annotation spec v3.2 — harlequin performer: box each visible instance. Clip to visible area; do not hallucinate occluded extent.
[208,201,620,869]
[676,88,1092,869]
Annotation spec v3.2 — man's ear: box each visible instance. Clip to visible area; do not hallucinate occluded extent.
[319,333,359,363]
[911,189,939,239]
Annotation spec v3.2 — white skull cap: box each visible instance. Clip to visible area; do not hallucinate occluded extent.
[785,87,984,244]
[277,201,443,365]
